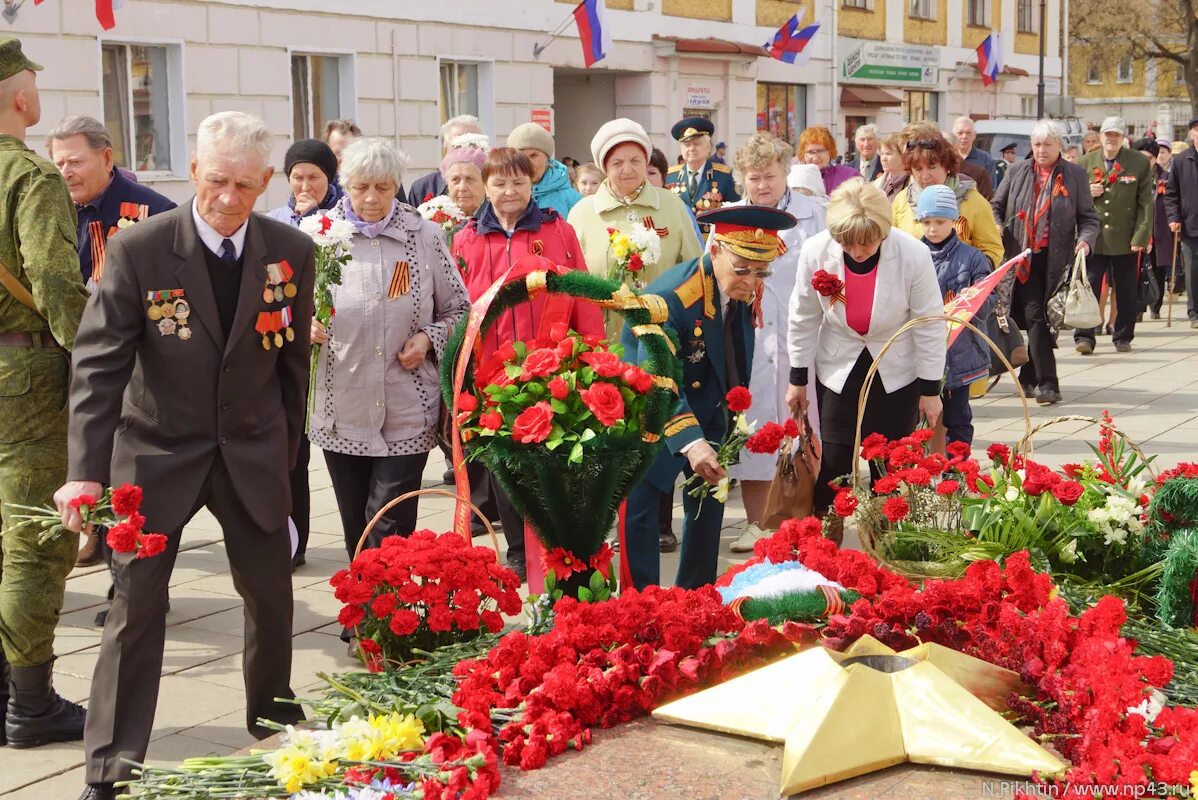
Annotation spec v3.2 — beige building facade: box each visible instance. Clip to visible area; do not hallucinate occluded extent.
[11,0,1061,209]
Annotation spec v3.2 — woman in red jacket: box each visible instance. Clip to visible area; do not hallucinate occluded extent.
[452,147,603,579]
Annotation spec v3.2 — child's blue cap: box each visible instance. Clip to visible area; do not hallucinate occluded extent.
[915,184,959,220]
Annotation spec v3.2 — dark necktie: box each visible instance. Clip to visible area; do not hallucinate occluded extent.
[688,170,698,198]
[723,302,742,390]
[219,238,237,263]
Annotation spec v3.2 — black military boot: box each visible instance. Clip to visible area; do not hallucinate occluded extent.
[0,650,9,746]
[5,659,86,748]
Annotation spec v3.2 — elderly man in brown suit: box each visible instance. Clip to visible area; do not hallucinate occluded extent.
[53,111,315,800]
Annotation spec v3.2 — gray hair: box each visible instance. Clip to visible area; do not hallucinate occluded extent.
[854,124,878,141]
[196,112,273,164]
[48,115,111,150]
[952,116,976,132]
[1030,119,1066,145]
[339,137,406,187]
[441,114,482,144]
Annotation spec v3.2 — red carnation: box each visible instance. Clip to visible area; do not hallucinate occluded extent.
[832,489,858,517]
[543,547,586,580]
[457,392,479,413]
[903,467,932,487]
[479,410,503,431]
[580,350,626,378]
[1052,480,1085,506]
[882,496,910,523]
[105,522,139,553]
[811,269,845,298]
[580,382,626,427]
[338,604,366,628]
[548,376,569,400]
[947,441,972,459]
[874,474,901,494]
[110,484,143,516]
[511,402,554,443]
[68,494,97,511]
[521,348,562,380]
[782,418,800,439]
[725,386,752,412]
[745,423,785,454]
[627,252,644,272]
[135,532,167,559]
[936,479,961,496]
[986,443,1010,466]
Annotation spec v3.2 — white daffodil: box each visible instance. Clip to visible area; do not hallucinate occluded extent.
[711,477,731,503]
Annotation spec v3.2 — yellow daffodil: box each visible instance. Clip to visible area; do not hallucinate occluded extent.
[369,712,425,758]
[1189,770,1197,797]
[262,741,336,793]
[711,476,730,504]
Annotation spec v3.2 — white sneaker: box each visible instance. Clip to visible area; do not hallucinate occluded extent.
[730,523,770,553]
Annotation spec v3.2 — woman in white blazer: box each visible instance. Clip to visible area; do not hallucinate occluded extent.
[786,180,946,517]
[709,133,827,551]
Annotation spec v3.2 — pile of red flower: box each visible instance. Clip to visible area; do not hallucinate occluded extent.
[451,585,801,770]
[728,518,1198,798]
[331,530,523,667]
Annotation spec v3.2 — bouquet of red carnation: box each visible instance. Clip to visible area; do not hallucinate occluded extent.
[8,483,167,558]
[332,529,523,668]
[681,387,764,506]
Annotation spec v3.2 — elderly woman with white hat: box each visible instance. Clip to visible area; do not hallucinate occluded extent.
[568,118,702,312]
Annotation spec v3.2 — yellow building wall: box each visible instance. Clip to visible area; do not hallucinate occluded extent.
[757,0,816,28]
[1014,31,1039,56]
[961,0,1001,51]
[903,0,947,46]
[663,0,732,20]
[1155,58,1189,99]
[1070,45,1147,99]
[838,1,886,41]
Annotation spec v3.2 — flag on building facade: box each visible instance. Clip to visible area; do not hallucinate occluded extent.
[573,0,611,68]
[765,11,820,65]
[33,0,119,30]
[975,33,1002,86]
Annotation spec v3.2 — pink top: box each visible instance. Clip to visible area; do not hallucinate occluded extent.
[843,266,877,336]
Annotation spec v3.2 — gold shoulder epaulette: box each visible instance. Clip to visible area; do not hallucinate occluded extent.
[667,164,684,174]
[674,270,704,308]
[711,162,732,174]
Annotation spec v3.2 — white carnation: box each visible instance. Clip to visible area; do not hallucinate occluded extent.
[1103,527,1128,545]
[626,224,662,266]
[1004,486,1019,502]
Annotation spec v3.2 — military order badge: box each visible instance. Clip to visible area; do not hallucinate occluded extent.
[145,289,192,340]
[263,260,297,302]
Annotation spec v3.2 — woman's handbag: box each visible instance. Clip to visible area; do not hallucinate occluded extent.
[762,415,821,530]
[1047,249,1102,330]
[1139,256,1161,308]
[987,315,1029,376]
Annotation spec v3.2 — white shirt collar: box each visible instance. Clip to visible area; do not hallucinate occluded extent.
[191,198,249,259]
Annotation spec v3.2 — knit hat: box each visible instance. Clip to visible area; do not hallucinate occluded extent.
[440,145,488,178]
[590,118,651,168]
[508,122,555,157]
[787,164,825,197]
[284,138,338,185]
[915,184,959,220]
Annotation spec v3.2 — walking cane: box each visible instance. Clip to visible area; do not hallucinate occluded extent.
[1167,230,1180,328]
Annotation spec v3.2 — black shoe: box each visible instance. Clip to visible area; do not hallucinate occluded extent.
[659,531,679,553]
[1151,310,1161,320]
[441,469,454,486]
[78,785,116,800]
[1035,385,1062,405]
[291,552,306,572]
[1114,341,1131,353]
[4,660,85,748]
[1104,324,1113,336]
[470,524,488,539]
[1019,381,1037,398]
[506,558,527,583]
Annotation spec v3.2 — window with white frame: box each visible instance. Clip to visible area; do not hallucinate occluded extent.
[1087,62,1102,84]
[842,0,873,8]
[1017,0,1038,33]
[1117,56,1133,83]
[440,61,482,125]
[966,0,989,25]
[909,0,935,20]
[291,53,354,141]
[1020,96,1037,117]
[101,42,182,173]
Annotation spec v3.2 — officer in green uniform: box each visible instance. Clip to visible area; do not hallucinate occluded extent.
[0,36,91,748]
[665,117,740,231]
[1076,116,1153,354]
[621,205,796,590]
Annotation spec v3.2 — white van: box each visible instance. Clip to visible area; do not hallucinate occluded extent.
[974,118,1086,160]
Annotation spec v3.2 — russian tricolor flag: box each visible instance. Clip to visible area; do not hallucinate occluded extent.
[574,0,612,69]
[766,12,820,65]
[976,33,1002,86]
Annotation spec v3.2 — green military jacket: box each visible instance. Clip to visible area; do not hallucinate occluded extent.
[0,134,88,349]
[1078,146,1153,256]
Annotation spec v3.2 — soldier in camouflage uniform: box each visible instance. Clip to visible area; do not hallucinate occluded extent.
[0,36,91,748]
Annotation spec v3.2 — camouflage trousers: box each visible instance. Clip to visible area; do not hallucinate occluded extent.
[0,346,76,668]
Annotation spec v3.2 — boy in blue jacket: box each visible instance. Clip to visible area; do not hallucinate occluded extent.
[916,185,995,446]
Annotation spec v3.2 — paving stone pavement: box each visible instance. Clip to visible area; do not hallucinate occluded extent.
[3,319,1195,797]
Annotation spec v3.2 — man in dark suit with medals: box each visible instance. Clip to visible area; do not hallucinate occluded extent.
[665,117,739,230]
[622,205,796,590]
[54,112,315,800]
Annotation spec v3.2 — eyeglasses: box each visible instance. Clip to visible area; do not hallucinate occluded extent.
[731,266,773,279]
[904,139,942,151]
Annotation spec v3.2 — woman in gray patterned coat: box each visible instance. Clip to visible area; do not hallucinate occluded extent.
[308,138,470,558]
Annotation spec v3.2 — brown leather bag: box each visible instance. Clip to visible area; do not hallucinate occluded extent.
[762,415,821,529]
[0,258,38,313]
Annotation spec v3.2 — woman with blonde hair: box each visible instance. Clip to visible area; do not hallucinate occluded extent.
[718,132,826,551]
[787,181,946,525]
[873,132,909,199]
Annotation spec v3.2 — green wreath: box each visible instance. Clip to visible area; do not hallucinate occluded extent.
[440,269,681,560]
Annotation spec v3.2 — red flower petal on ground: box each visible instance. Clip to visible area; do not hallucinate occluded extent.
[725,386,752,412]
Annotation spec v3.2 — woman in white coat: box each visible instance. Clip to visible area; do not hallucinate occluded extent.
[786,180,946,521]
[710,133,827,552]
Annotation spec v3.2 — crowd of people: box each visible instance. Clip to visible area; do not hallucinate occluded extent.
[0,32,1197,800]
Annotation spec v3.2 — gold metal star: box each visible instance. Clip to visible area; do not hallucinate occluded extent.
[652,635,1066,796]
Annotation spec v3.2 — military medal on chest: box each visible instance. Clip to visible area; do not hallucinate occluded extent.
[687,320,706,363]
[263,260,297,303]
[114,202,149,233]
[256,307,295,350]
[145,289,191,340]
